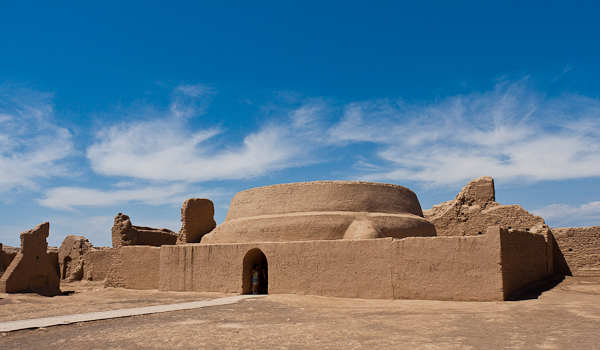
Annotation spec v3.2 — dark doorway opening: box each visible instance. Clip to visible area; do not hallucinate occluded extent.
[242,248,268,294]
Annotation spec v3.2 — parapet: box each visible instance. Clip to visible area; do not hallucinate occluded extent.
[202,181,436,243]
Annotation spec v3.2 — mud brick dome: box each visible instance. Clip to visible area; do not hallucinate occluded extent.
[201,181,437,243]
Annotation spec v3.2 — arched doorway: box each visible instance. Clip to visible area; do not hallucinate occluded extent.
[242,248,268,294]
[62,256,72,279]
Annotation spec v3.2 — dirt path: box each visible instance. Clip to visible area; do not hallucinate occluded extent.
[1,277,599,349]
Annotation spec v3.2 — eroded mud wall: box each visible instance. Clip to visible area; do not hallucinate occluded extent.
[498,227,550,298]
[552,226,600,277]
[105,246,161,290]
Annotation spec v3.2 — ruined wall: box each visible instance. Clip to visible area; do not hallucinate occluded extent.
[177,198,216,244]
[392,232,504,301]
[498,227,550,298]
[0,223,61,296]
[47,247,60,279]
[1,245,19,271]
[83,248,115,281]
[424,176,545,236]
[112,213,177,248]
[552,226,600,277]
[105,246,161,290]
[58,235,93,280]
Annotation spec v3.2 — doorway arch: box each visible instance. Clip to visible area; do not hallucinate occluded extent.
[62,256,72,279]
[242,248,268,294]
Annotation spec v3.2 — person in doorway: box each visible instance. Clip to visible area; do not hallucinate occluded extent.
[252,264,260,294]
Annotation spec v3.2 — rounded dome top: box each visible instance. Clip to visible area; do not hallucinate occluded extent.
[225,181,425,220]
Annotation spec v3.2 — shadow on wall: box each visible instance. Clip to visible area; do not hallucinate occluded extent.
[242,248,268,295]
[553,238,572,276]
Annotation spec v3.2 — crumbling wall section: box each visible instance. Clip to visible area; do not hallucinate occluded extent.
[58,235,93,281]
[47,247,60,278]
[105,246,161,290]
[552,226,600,277]
[1,245,19,272]
[424,176,545,236]
[0,222,61,296]
[111,213,177,248]
[497,227,549,298]
[177,198,216,244]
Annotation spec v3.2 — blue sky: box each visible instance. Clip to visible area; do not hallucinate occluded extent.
[1,1,599,247]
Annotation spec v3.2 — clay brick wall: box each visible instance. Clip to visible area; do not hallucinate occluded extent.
[83,249,116,281]
[160,240,395,299]
[552,226,600,277]
[497,227,549,298]
[105,246,161,290]
[134,228,178,247]
[0,246,18,271]
[392,233,504,301]
[270,239,394,299]
[159,230,550,301]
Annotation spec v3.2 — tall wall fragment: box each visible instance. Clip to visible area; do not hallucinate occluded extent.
[177,198,216,244]
[0,222,61,296]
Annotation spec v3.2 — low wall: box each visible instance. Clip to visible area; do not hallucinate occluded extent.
[392,232,504,301]
[498,227,549,298]
[158,227,551,301]
[160,239,394,299]
[84,249,116,281]
[552,226,600,277]
[105,246,161,290]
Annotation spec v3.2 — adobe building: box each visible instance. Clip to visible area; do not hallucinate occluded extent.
[107,181,557,301]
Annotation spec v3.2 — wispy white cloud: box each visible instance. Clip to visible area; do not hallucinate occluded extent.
[37,183,224,211]
[329,79,600,186]
[533,201,600,228]
[33,80,600,212]
[0,85,74,194]
[86,90,331,182]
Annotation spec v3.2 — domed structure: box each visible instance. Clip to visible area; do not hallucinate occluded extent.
[201,181,436,243]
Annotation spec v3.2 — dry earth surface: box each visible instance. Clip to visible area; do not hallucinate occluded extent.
[1,277,600,349]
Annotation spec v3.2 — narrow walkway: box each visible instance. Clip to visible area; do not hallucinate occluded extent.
[0,294,263,333]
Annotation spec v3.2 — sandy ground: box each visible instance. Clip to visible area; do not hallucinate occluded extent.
[1,276,600,349]
[0,281,232,323]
